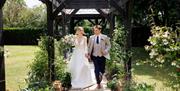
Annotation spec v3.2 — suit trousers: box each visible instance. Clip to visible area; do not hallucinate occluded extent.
[92,56,106,84]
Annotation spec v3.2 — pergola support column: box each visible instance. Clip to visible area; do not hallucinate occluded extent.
[109,13,115,37]
[0,8,5,91]
[46,1,55,83]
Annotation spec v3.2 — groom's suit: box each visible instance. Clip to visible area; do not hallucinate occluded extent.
[88,34,111,84]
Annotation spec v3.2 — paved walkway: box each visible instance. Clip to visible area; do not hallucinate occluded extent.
[69,62,111,91]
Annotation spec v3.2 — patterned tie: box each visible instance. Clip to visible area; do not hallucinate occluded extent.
[96,36,99,44]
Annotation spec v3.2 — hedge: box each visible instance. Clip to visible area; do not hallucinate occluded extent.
[3,28,45,45]
[2,26,150,46]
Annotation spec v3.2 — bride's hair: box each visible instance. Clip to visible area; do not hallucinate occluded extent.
[75,26,85,35]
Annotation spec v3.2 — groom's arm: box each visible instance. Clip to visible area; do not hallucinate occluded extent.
[105,36,111,52]
[88,36,92,55]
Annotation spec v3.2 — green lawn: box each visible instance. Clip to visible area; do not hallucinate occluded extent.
[5,46,38,91]
[132,47,175,91]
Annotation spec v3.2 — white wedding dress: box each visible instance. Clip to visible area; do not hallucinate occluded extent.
[68,36,94,88]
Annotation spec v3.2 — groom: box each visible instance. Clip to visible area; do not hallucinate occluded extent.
[88,25,111,89]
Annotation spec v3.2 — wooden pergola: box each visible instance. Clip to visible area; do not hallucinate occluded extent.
[0,0,6,90]
[0,0,133,90]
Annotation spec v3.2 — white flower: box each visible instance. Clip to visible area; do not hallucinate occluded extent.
[165,48,171,51]
[144,45,150,50]
[155,27,161,30]
[136,63,140,66]
[156,55,165,63]
[149,49,158,58]
[162,39,168,45]
[171,61,176,66]
[150,41,156,45]
[163,31,170,38]
[62,34,75,46]
[154,33,160,37]
[156,57,161,63]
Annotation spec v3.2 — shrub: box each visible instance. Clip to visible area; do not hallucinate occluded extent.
[123,81,154,91]
[145,26,180,89]
[25,36,71,90]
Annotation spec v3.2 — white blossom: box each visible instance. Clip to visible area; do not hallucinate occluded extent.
[163,31,170,38]
[162,39,169,45]
[136,63,140,66]
[62,34,75,46]
[149,49,158,58]
[171,61,176,66]
[144,45,150,50]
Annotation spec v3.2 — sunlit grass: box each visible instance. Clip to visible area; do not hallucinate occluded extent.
[132,47,175,91]
[5,45,38,91]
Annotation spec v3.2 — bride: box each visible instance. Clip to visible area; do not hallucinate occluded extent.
[68,26,94,89]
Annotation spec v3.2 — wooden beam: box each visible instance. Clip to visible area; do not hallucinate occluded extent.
[96,9,108,18]
[39,0,46,4]
[46,1,55,83]
[70,18,75,34]
[74,19,82,25]
[66,9,79,21]
[88,19,96,25]
[96,9,113,25]
[106,0,126,17]
[0,8,5,91]
[65,0,109,9]
[52,0,71,19]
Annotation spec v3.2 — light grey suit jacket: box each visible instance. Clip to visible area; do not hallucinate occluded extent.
[88,34,111,59]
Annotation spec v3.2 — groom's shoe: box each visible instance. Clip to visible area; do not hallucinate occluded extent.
[96,84,102,89]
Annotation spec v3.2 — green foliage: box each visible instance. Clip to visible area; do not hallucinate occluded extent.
[107,78,118,91]
[123,81,154,91]
[3,0,46,28]
[106,25,132,77]
[145,26,180,68]
[26,36,71,90]
[133,0,180,26]
[145,26,180,89]
[55,38,72,88]
[111,26,132,63]
[60,72,71,88]
[26,36,49,89]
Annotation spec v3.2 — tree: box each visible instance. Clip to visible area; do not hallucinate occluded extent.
[3,0,26,27]
[133,0,180,27]
[3,0,46,28]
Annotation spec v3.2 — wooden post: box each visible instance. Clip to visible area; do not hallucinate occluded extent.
[70,18,74,34]
[62,12,67,35]
[0,8,5,91]
[109,13,115,38]
[46,1,55,83]
[108,0,133,81]
[122,1,133,81]
[95,18,98,25]
[123,16,132,80]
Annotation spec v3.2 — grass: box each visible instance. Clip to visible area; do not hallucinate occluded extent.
[132,47,176,91]
[5,45,38,91]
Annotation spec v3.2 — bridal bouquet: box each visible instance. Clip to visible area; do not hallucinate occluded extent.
[61,34,76,47]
